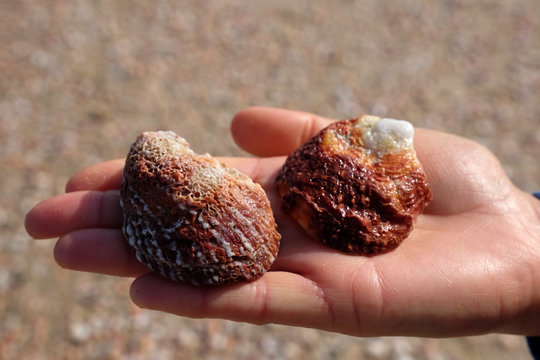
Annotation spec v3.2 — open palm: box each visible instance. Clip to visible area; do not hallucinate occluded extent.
[25,107,540,337]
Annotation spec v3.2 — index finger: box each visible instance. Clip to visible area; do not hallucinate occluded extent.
[231,107,334,157]
[66,159,125,192]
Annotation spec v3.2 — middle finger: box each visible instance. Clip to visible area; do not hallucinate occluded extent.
[55,228,149,277]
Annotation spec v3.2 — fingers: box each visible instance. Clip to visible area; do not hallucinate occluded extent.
[66,159,125,192]
[25,190,122,239]
[231,107,334,157]
[55,229,149,277]
[130,271,334,330]
[220,156,284,189]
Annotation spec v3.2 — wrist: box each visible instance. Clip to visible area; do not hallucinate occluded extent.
[521,192,540,335]
[526,192,540,359]
[495,191,540,335]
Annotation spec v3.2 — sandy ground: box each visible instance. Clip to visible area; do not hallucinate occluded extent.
[1,1,539,359]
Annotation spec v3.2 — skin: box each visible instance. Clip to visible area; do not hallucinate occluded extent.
[25,107,540,337]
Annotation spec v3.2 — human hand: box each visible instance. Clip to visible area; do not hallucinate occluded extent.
[25,107,540,337]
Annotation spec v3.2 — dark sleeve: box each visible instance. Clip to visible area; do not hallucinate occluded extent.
[528,192,540,359]
[529,337,540,359]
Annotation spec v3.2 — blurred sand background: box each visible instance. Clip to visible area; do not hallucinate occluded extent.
[2,1,539,359]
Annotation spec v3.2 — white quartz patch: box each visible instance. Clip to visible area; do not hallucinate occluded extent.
[358,116,414,156]
[139,131,193,160]
[191,161,224,189]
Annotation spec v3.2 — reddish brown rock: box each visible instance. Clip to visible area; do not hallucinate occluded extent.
[121,131,280,286]
[276,115,432,255]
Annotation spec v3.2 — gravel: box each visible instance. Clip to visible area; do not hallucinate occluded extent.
[1,1,538,359]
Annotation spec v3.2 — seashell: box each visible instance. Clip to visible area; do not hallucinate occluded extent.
[276,115,432,255]
[120,131,281,286]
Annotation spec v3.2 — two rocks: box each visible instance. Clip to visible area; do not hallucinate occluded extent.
[120,116,432,286]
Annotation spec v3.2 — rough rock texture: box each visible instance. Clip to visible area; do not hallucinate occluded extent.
[121,131,280,286]
[276,116,432,254]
